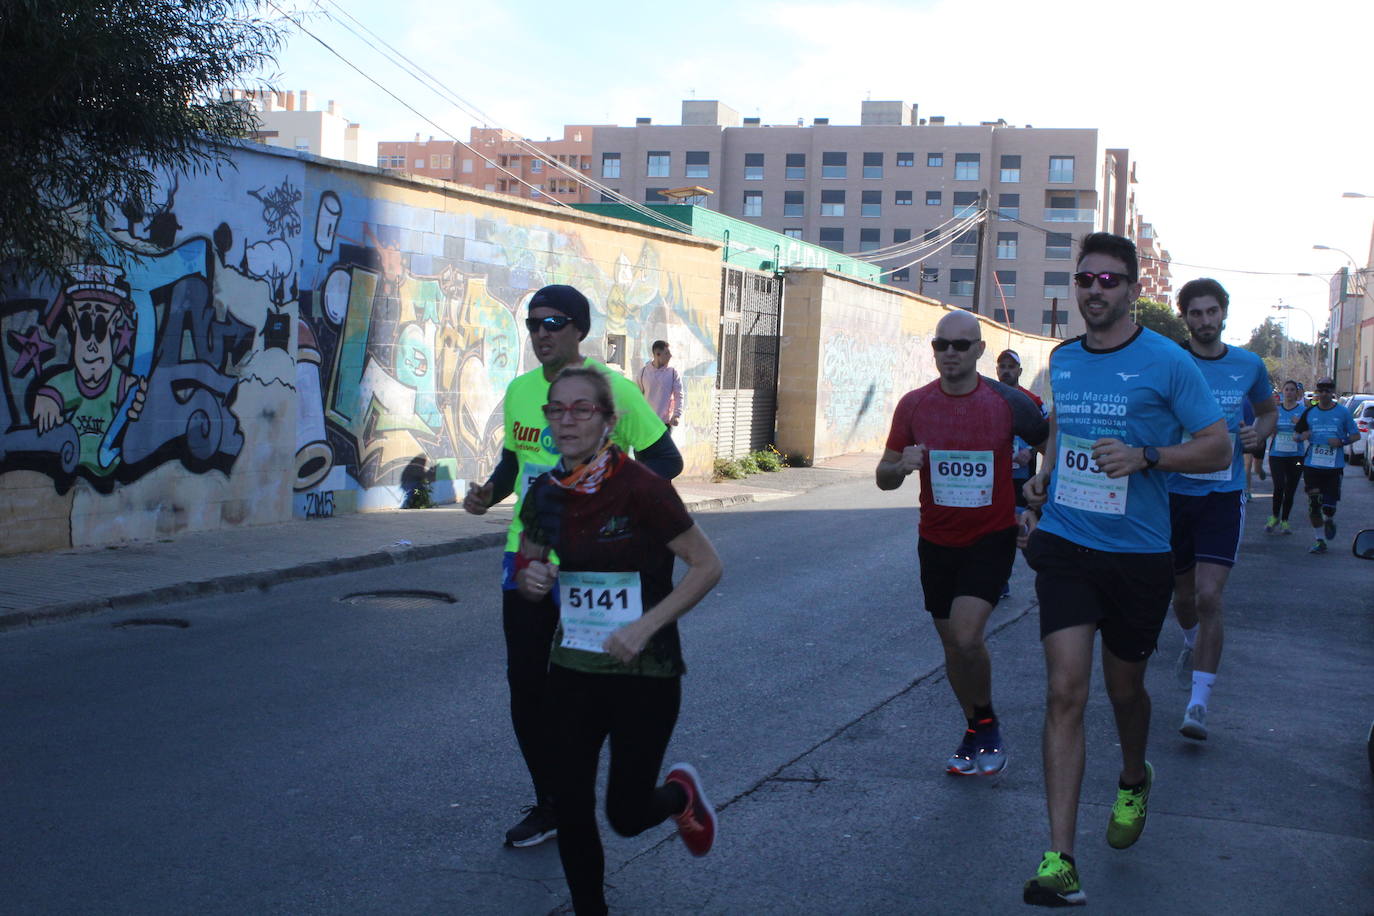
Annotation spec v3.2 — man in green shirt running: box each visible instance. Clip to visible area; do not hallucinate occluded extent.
[463,284,682,848]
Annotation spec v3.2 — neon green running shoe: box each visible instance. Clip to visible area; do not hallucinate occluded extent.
[1107,761,1153,849]
[1264,515,1279,533]
[1279,520,1294,535]
[1023,850,1086,907]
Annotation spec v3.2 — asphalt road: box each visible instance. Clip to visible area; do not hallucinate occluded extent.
[3,470,1372,914]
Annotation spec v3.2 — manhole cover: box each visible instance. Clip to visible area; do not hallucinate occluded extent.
[338,590,457,609]
[113,618,190,629]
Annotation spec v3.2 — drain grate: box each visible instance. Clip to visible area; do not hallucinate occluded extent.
[113,618,190,629]
[338,589,457,609]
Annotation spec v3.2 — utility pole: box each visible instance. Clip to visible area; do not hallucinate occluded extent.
[970,189,988,313]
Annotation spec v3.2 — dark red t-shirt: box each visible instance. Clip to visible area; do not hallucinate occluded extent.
[885,376,1048,547]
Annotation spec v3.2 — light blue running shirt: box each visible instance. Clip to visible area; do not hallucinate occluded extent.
[1039,327,1222,553]
[1269,402,1306,458]
[1167,344,1272,496]
[1295,403,1358,471]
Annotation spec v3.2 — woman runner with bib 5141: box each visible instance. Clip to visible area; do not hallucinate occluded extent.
[516,366,722,916]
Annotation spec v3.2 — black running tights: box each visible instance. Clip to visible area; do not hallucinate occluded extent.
[549,664,685,915]
[1269,456,1302,521]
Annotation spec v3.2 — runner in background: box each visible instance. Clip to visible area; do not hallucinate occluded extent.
[1265,380,1306,536]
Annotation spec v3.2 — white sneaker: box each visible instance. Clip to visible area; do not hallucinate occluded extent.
[1180,704,1208,741]
[1174,646,1193,690]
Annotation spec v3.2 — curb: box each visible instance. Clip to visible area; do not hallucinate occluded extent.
[1,493,762,632]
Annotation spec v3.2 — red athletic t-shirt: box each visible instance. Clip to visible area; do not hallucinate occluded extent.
[884,376,1048,547]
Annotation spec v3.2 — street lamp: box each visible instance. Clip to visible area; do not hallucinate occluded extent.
[1342,192,1372,199]
[1272,302,1318,378]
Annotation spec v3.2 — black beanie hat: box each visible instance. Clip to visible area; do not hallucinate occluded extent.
[529,284,591,339]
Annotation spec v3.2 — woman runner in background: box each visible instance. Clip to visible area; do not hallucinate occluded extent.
[1265,380,1306,534]
[517,366,722,915]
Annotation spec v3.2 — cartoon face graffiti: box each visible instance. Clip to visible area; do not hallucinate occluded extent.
[70,296,121,389]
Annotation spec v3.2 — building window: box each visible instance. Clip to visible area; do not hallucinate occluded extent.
[1049,155,1075,183]
[863,151,883,179]
[786,152,806,179]
[462,158,474,173]
[647,151,670,177]
[602,153,621,178]
[995,269,1017,299]
[530,184,543,197]
[895,190,913,206]
[742,190,762,217]
[442,155,452,169]
[922,266,940,284]
[1046,232,1073,259]
[414,158,425,168]
[859,227,881,251]
[1000,154,1021,183]
[1044,271,1071,299]
[818,227,844,250]
[893,228,912,244]
[950,268,975,297]
[924,228,939,243]
[953,191,979,218]
[686,150,710,178]
[997,231,1018,259]
[927,152,944,167]
[485,183,496,191]
[862,190,882,217]
[820,189,845,216]
[897,152,914,167]
[1046,193,1086,221]
[744,153,764,180]
[646,187,668,202]
[954,153,980,180]
[431,155,441,169]
[821,151,847,178]
[926,190,942,206]
[376,156,389,168]
[530,158,543,172]
[892,267,911,282]
[1042,309,1069,335]
[998,192,1019,220]
[995,308,1016,324]
[783,228,803,239]
[783,190,804,218]
[952,230,978,257]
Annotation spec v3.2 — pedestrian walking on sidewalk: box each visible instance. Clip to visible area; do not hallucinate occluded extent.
[1167,278,1275,742]
[638,339,684,429]
[876,310,1047,780]
[518,367,721,915]
[462,284,682,849]
[1019,232,1229,907]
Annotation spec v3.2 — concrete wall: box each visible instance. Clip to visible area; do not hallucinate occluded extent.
[776,269,1057,462]
[0,143,722,555]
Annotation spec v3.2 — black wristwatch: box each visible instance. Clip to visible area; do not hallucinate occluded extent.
[1142,446,1160,470]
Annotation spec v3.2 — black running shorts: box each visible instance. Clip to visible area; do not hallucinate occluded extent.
[1024,529,1173,662]
[917,526,1018,619]
[1303,467,1343,506]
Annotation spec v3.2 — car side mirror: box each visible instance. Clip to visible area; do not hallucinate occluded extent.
[1353,529,1374,560]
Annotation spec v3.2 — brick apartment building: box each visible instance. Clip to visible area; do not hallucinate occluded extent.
[377,126,601,205]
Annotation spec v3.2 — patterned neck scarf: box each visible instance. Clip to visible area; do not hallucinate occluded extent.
[551,440,623,494]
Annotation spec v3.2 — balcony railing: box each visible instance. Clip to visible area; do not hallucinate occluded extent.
[1044,208,1095,222]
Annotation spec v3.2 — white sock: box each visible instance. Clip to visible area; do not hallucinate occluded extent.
[1189,671,1216,710]
[1180,623,1198,649]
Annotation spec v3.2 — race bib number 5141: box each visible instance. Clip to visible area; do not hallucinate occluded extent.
[1054,433,1128,516]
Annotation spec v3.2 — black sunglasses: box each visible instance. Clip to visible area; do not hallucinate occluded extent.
[77,312,111,341]
[932,337,977,352]
[1072,271,1130,290]
[526,315,574,333]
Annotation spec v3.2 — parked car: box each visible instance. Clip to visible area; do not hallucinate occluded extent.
[1363,410,1374,479]
[1341,395,1374,465]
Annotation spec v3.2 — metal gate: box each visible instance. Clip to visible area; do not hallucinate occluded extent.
[715,266,783,460]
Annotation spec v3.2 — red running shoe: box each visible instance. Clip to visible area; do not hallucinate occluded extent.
[665,762,716,857]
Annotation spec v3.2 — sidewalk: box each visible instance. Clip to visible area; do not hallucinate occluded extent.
[0,454,878,630]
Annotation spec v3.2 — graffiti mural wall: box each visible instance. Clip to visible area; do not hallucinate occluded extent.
[0,145,721,555]
[776,270,1055,462]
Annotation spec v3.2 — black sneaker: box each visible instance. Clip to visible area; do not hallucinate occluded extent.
[505,804,557,848]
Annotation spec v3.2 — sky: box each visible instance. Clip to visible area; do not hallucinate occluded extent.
[259,0,1374,348]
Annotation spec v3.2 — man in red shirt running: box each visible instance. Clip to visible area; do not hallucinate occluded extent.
[877,310,1048,777]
